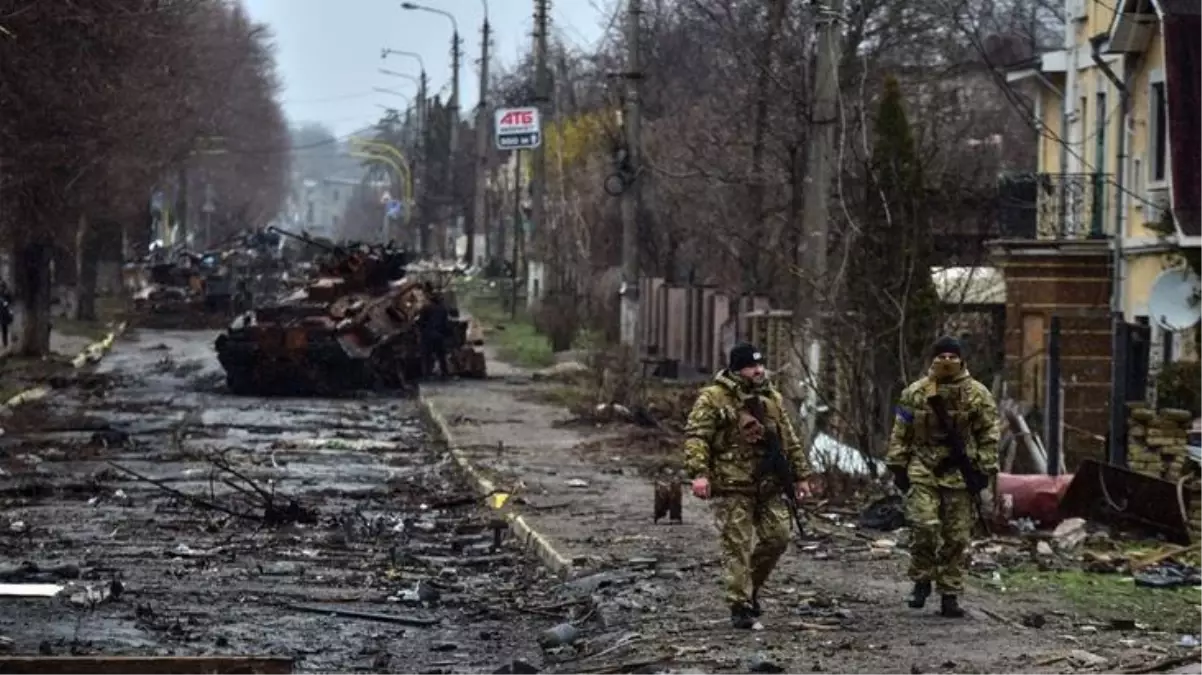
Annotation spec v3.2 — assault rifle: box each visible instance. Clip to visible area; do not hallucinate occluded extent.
[926,393,992,535]
[745,397,807,539]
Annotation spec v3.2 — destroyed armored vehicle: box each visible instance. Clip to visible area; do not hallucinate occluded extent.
[214,228,486,396]
[128,248,246,327]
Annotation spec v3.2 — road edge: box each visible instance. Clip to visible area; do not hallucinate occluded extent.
[418,396,576,579]
[2,321,129,410]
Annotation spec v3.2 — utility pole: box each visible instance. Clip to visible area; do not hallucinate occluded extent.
[531,0,550,300]
[417,71,428,254]
[793,0,842,444]
[618,0,643,347]
[449,31,461,261]
[472,15,491,266]
[510,150,523,318]
[176,165,189,246]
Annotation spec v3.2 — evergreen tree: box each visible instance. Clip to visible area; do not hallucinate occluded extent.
[845,75,942,453]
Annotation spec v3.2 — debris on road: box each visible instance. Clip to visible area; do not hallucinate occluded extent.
[0,330,547,672]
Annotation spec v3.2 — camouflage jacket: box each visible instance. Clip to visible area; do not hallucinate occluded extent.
[885,367,1001,489]
[682,370,812,492]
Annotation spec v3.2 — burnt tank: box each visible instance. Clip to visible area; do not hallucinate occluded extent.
[214,228,485,396]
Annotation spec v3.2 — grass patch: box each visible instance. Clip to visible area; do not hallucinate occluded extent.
[0,355,73,403]
[989,566,1200,633]
[50,295,126,342]
[518,382,597,411]
[460,290,555,369]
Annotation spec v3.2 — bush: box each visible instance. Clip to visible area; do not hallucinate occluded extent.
[1157,360,1201,415]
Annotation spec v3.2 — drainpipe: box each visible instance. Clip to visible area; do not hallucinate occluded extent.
[1091,37,1134,466]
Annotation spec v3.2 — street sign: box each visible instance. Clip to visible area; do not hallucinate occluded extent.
[494,107,541,150]
[386,200,403,219]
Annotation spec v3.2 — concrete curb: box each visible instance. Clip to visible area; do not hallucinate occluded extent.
[2,321,128,410]
[418,397,576,579]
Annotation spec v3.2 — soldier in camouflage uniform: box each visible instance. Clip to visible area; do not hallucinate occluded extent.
[886,336,1000,618]
[683,343,815,629]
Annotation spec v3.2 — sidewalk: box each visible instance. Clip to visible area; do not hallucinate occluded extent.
[417,347,1126,673]
[0,307,109,360]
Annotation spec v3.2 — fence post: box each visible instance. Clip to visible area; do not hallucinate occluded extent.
[1044,315,1062,476]
[1108,320,1129,466]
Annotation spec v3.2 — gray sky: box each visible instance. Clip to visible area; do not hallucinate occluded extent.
[242,0,614,136]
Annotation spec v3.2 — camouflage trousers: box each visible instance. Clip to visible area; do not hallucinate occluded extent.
[711,493,791,606]
[905,483,973,593]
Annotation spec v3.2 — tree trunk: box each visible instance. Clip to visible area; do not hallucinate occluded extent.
[75,213,98,321]
[17,242,52,357]
[744,0,788,297]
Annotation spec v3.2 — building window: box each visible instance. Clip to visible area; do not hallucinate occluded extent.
[1150,81,1167,182]
[333,189,340,202]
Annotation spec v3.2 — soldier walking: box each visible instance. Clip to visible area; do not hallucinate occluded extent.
[886,336,1000,618]
[683,343,815,629]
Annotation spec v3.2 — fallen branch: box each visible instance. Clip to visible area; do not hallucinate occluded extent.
[1130,544,1195,572]
[1121,649,1202,674]
[106,461,259,522]
[582,654,673,674]
[286,603,440,627]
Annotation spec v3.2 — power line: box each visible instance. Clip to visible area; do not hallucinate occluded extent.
[282,91,378,105]
[960,23,1160,212]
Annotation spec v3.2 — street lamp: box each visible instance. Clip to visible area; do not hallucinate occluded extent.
[378,68,422,89]
[381,48,430,140]
[373,87,412,102]
[401,1,462,261]
[432,0,489,264]
[399,3,460,122]
[380,48,425,74]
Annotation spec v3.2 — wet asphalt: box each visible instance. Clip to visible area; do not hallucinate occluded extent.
[0,328,553,672]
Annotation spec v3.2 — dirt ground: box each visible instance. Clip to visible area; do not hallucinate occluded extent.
[1,328,1198,674]
[419,345,1202,675]
[0,330,555,673]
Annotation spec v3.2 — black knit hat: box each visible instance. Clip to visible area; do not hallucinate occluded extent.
[729,342,765,371]
[932,336,963,359]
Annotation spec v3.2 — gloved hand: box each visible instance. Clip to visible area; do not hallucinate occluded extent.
[965,467,990,494]
[890,466,910,493]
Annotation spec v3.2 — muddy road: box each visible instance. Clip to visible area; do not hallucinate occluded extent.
[0,329,552,673]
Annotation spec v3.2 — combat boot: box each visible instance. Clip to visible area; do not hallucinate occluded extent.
[730,603,756,629]
[940,594,965,618]
[907,581,932,608]
[750,588,762,617]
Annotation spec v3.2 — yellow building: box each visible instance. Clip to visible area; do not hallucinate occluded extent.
[997,0,1199,460]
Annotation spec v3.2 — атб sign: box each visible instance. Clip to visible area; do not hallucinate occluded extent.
[494,106,541,150]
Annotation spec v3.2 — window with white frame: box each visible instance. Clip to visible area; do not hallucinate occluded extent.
[1150,77,1168,183]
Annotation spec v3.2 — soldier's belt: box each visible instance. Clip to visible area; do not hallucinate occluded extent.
[711,483,784,497]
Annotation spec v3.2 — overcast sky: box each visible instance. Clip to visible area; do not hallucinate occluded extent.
[242,0,614,136]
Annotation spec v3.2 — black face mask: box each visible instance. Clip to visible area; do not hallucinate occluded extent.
[930,357,962,381]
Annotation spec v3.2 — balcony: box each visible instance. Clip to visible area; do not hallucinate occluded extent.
[997,173,1113,241]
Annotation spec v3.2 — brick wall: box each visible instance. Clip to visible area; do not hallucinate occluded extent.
[994,246,1114,468]
[1127,404,1202,542]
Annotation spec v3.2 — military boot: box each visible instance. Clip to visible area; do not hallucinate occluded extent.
[907,581,932,608]
[940,594,965,618]
[730,603,756,629]
[750,588,762,617]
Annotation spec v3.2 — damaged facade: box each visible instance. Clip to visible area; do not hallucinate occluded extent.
[997,0,1201,467]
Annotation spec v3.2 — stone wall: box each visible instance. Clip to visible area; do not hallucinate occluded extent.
[1126,404,1194,481]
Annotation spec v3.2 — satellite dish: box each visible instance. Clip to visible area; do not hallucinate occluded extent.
[1147,267,1201,332]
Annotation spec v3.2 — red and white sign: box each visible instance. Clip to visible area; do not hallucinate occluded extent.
[494,106,542,150]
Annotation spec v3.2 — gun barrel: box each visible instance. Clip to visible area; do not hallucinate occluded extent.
[267,226,334,252]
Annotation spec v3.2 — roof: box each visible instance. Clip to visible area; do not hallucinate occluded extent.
[932,266,1006,305]
[1005,50,1067,85]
